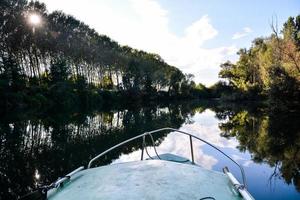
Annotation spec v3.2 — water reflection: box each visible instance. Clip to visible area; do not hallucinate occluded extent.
[214,105,300,197]
[114,110,238,169]
[0,104,193,199]
[0,102,299,200]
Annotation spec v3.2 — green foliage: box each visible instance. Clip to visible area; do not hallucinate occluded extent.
[4,0,298,109]
[0,0,208,109]
[268,66,300,103]
[219,14,300,104]
[283,16,300,46]
[49,59,71,83]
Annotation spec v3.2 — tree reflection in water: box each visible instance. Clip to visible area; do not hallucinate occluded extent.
[215,104,300,192]
[0,101,299,199]
[0,103,196,199]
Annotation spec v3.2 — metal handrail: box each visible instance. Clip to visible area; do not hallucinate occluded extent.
[87,127,247,188]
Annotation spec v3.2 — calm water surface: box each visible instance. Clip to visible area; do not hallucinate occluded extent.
[0,102,299,200]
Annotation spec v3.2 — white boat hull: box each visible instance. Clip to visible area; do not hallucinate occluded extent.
[48,159,243,200]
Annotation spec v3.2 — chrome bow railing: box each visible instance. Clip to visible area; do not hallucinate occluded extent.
[87,127,247,188]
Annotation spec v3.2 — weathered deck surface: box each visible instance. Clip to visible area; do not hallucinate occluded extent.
[48,159,243,200]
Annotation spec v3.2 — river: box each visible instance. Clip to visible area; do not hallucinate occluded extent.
[0,101,299,200]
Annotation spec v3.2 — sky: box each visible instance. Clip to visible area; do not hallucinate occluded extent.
[39,0,300,86]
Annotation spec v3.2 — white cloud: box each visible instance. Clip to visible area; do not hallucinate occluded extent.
[232,27,253,40]
[184,15,218,46]
[40,0,237,85]
[232,154,253,167]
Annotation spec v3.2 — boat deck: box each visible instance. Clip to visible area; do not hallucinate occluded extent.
[48,159,243,200]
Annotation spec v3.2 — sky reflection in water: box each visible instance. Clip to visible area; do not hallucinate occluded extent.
[1,103,299,200]
[114,109,300,200]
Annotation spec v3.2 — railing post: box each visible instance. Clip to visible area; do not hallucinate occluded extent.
[141,135,145,160]
[189,135,195,164]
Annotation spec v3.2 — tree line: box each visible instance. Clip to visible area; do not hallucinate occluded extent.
[1,0,299,111]
[0,0,207,110]
[218,15,300,106]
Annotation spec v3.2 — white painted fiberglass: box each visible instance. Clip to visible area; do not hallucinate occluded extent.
[48,160,243,200]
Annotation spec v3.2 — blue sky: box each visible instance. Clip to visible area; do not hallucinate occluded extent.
[159,0,300,47]
[40,0,300,85]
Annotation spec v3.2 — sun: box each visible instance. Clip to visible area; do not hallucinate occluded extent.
[29,13,41,26]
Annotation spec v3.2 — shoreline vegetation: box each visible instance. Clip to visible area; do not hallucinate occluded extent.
[1,1,299,112]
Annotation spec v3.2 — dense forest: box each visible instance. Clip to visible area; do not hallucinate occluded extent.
[218,15,300,107]
[1,0,299,111]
